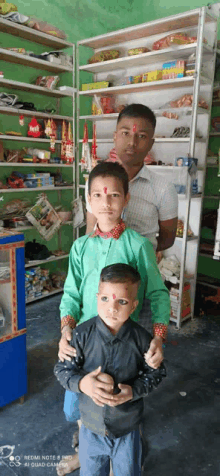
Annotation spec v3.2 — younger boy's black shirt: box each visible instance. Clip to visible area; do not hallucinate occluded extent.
[54,316,165,438]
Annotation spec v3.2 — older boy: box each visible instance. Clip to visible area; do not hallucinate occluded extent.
[56,162,170,475]
[55,264,166,476]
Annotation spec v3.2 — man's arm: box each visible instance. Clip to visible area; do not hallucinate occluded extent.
[86,211,97,234]
[156,217,178,251]
[137,241,171,367]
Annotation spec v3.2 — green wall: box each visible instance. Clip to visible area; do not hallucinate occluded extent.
[12,0,219,43]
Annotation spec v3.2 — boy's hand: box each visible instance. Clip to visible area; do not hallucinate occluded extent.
[58,325,76,362]
[144,336,163,369]
[107,384,133,406]
[79,366,114,407]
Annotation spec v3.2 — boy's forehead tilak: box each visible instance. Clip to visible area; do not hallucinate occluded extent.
[103,187,107,194]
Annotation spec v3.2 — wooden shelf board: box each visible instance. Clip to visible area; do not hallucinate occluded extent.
[0,135,62,143]
[80,76,210,97]
[0,186,73,193]
[169,313,192,324]
[4,221,73,232]
[175,235,198,242]
[0,278,10,284]
[0,48,72,73]
[0,162,73,167]
[25,254,69,268]
[199,252,216,259]
[26,287,63,304]
[79,137,205,144]
[0,78,73,98]
[0,17,72,49]
[178,193,202,199]
[197,280,220,289]
[0,106,72,121]
[79,44,201,73]
[79,107,207,121]
[78,10,214,48]
[204,195,220,199]
[80,77,197,96]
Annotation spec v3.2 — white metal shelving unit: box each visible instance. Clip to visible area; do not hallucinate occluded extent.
[77,5,220,328]
[0,17,76,304]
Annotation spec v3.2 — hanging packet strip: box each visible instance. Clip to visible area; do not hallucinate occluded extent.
[26,194,62,241]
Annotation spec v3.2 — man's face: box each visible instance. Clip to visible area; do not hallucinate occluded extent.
[88,176,129,229]
[97,281,139,334]
[114,116,155,167]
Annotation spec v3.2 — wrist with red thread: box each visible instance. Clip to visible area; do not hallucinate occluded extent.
[153,323,168,341]
[61,315,76,332]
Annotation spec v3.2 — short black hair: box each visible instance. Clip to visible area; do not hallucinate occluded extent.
[100,263,140,286]
[117,103,156,130]
[88,162,129,196]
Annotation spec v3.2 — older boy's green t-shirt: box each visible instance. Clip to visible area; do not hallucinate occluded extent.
[60,228,170,326]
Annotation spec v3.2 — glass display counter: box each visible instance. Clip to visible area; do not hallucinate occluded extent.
[0,230,27,406]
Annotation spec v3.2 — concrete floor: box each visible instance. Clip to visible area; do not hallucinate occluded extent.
[0,294,220,476]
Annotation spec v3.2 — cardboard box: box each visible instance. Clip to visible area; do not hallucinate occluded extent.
[147,70,162,82]
[82,81,109,91]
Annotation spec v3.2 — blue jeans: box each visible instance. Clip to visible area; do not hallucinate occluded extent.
[63,390,80,422]
[79,424,142,476]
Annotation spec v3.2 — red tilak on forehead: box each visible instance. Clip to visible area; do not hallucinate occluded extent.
[133,124,137,133]
[104,187,107,194]
[112,294,116,299]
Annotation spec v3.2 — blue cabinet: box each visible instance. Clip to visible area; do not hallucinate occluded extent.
[0,231,27,406]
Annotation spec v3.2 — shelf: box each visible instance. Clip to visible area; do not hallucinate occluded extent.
[0,278,10,284]
[79,107,207,122]
[26,287,63,304]
[79,137,205,144]
[0,162,73,167]
[178,193,202,199]
[207,164,218,168]
[0,186,73,193]
[0,135,62,143]
[197,279,220,289]
[199,252,216,259]
[0,106,73,121]
[175,235,198,241]
[0,48,72,73]
[212,100,220,107]
[78,9,214,48]
[4,221,73,232]
[170,313,192,324]
[0,78,73,98]
[79,44,202,73]
[0,17,72,50]
[80,77,211,97]
[209,131,220,136]
[204,195,220,199]
[25,253,69,268]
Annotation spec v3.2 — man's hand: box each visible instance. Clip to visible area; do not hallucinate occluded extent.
[144,336,163,369]
[58,325,76,362]
[79,366,114,407]
[107,384,133,407]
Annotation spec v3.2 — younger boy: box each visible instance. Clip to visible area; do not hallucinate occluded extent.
[55,264,166,476]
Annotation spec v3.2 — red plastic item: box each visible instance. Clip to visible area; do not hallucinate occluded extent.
[100,96,115,114]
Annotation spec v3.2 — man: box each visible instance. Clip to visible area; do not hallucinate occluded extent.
[87,103,178,252]
[60,103,178,367]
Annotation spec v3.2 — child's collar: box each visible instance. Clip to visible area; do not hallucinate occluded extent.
[91,219,126,240]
